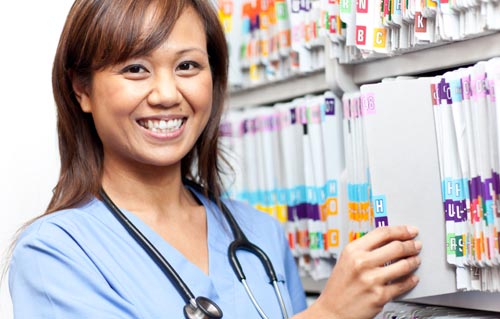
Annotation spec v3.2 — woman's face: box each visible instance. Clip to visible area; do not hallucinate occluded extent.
[75,6,213,173]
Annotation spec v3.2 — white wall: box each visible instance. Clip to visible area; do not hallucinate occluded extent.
[0,1,74,318]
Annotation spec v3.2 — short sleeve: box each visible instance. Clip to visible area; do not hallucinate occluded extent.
[9,222,142,319]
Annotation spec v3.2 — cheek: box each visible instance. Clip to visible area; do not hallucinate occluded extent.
[183,75,214,114]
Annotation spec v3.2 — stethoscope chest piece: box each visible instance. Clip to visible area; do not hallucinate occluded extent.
[183,297,223,319]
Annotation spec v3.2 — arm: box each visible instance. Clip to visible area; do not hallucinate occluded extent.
[292,225,421,319]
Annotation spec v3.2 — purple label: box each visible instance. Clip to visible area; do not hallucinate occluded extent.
[484,177,495,201]
[438,78,452,105]
[494,172,500,196]
[325,98,335,115]
[444,199,466,222]
[219,122,232,137]
[375,216,389,228]
[290,108,297,125]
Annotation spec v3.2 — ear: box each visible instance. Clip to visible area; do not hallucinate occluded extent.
[71,74,92,113]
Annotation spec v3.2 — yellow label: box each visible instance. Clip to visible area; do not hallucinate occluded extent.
[249,64,260,82]
[327,229,340,248]
[373,28,387,48]
[276,204,288,223]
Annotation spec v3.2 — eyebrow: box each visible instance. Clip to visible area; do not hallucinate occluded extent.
[176,47,208,56]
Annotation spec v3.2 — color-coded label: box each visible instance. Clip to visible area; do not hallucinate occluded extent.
[462,76,472,100]
[356,25,367,45]
[361,93,376,115]
[340,0,352,13]
[449,79,463,102]
[471,73,487,100]
[489,80,496,102]
[372,195,389,227]
[357,0,369,12]
[438,78,452,104]
[373,28,387,48]
[325,98,335,116]
[414,12,427,32]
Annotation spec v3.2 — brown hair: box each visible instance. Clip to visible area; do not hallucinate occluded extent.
[48,0,229,214]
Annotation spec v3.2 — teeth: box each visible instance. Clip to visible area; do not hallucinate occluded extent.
[140,119,183,133]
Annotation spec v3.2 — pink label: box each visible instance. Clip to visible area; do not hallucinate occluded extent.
[351,97,360,118]
[258,115,275,132]
[489,80,496,103]
[279,111,290,128]
[361,93,376,115]
[298,105,308,124]
[462,76,471,100]
[343,99,350,119]
[308,104,322,124]
[471,73,487,100]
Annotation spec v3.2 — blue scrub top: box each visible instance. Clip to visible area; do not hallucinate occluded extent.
[9,189,307,318]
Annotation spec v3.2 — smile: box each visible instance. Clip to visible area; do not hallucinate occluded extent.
[137,118,186,133]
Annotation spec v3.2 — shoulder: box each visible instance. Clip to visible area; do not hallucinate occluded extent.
[12,198,111,260]
[16,200,105,247]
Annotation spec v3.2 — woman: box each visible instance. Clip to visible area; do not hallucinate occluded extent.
[8,0,421,318]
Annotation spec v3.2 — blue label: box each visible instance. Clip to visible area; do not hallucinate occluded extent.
[294,185,307,204]
[449,79,463,102]
[277,189,287,205]
[324,180,338,197]
[306,186,318,204]
[442,178,467,201]
[372,195,387,218]
[485,199,495,225]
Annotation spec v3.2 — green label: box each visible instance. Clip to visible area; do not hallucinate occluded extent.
[446,233,456,256]
[340,0,352,13]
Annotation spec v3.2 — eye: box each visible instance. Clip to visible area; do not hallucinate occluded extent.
[121,64,149,74]
[177,61,200,72]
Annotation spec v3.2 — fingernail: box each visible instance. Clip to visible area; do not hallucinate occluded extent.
[412,275,420,284]
[407,225,419,236]
[414,240,422,252]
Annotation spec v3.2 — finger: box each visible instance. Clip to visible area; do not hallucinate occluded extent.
[351,225,419,251]
[369,239,422,266]
[379,255,421,283]
[384,273,420,301]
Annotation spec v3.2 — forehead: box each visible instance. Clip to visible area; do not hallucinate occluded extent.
[145,6,207,48]
[90,1,206,68]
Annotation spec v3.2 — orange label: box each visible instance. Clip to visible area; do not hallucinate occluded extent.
[373,28,387,48]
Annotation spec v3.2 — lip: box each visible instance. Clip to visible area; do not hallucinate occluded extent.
[136,115,188,140]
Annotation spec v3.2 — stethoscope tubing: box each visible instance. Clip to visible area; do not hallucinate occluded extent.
[99,189,196,303]
[100,181,289,319]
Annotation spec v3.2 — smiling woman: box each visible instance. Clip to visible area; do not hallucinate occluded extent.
[7,0,422,318]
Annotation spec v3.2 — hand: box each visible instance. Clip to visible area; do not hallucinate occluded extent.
[298,225,422,319]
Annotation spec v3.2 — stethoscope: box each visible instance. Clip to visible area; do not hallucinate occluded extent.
[99,180,289,319]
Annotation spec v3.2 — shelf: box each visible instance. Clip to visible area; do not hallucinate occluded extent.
[227,69,328,109]
[300,275,327,294]
[351,32,500,85]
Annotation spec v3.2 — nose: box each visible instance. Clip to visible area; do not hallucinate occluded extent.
[147,72,181,108]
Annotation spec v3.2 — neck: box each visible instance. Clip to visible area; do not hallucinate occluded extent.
[100,159,198,223]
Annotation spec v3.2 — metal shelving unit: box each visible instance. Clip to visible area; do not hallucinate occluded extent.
[228,31,500,313]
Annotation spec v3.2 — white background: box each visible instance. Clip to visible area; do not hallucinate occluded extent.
[0,1,74,317]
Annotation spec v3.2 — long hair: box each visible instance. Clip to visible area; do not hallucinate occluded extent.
[47,0,229,214]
